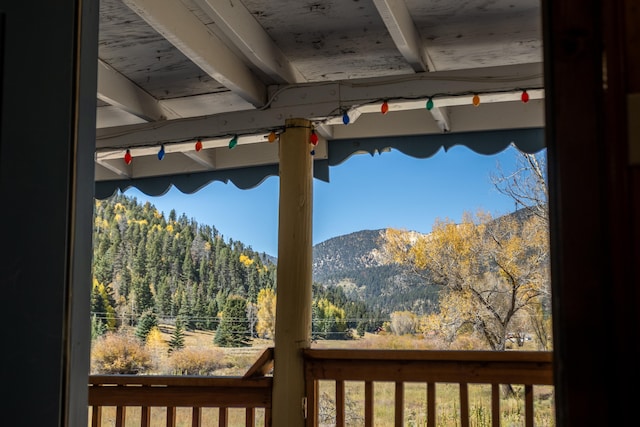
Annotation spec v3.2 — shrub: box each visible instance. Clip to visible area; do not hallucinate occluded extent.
[167,347,224,375]
[389,311,417,335]
[449,333,490,350]
[91,332,153,374]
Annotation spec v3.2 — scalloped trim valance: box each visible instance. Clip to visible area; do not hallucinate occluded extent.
[94,127,544,199]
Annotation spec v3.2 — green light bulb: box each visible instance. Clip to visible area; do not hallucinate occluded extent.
[426,98,434,110]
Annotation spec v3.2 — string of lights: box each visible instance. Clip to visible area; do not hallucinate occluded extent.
[98,87,541,165]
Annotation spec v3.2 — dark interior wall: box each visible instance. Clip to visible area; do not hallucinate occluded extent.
[0,1,98,425]
[544,0,638,425]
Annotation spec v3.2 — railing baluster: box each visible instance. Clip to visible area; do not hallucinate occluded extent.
[219,407,228,427]
[166,406,176,427]
[192,407,202,427]
[395,382,403,427]
[305,379,318,427]
[246,407,254,427]
[460,382,469,427]
[91,405,101,427]
[115,405,125,427]
[336,380,345,426]
[141,405,150,427]
[364,381,373,427]
[525,384,534,427]
[264,407,272,427]
[491,384,500,427]
[427,382,435,427]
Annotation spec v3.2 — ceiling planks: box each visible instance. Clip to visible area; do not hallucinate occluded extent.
[122,0,267,107]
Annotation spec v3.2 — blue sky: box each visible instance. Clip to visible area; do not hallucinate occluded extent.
[123,145,527,256]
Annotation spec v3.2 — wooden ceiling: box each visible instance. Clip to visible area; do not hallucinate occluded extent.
[94,0,544,191]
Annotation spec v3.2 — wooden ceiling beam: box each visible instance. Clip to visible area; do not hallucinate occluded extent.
[97,59,177,122]
[372,0,434,72]
[193,0,305,84]
[122,0,267,107]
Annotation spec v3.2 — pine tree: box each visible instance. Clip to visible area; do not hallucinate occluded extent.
[90,314,106,340]
[91,279,117,331]
[214,295,250,347]
[90,284,106,321]
[132,275,154,315]
[168,320,186,354]
[178,291,194,329]
[155,276,172,317]
[135,309,158,342]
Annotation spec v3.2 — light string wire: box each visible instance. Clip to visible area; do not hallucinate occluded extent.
[96,86,542,155]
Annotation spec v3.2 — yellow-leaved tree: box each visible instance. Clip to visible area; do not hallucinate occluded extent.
[256,288,276,339]
[383,208,550,351]
[145,326,168,369]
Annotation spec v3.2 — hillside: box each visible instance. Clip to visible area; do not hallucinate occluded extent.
[310,207,539,316]
[91,194,386,339]
[312,230,440,315]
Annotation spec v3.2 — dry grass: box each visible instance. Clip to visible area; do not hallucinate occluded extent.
[156,326,272,375]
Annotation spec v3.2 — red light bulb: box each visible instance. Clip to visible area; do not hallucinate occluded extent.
[195,139,203,151]
[521,90,530,103]
[124,149,132,165]
[381,101,389,115]
[310,130,319,145]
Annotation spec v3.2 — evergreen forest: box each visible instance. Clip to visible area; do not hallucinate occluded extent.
[91,194,382,347]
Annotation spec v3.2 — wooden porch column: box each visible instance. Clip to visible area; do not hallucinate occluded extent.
[272,118,314,426]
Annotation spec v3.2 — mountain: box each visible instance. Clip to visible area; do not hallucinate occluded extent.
[312,230,440,316]
[310,207,540,316]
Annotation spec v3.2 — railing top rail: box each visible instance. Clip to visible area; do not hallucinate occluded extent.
[303,349,553,385]
[89,375,272,388]
[303,349,553,363]
[243,347,274,379]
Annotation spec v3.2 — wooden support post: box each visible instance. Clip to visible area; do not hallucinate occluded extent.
[272,118,314,426]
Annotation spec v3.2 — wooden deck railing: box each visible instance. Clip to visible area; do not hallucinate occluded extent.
[303,349,554,427]
[88,348,554,427]
[88,348,274,427]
